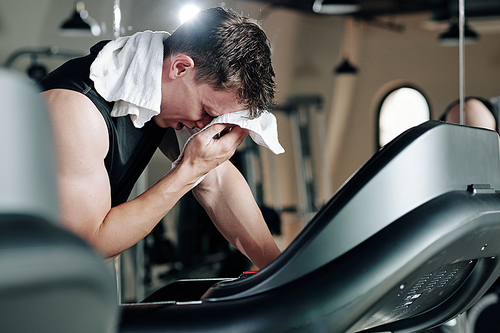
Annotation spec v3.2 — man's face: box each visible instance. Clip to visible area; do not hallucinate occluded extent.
[155,74,244,130]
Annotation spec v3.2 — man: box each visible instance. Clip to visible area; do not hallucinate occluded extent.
[39,7,281,269]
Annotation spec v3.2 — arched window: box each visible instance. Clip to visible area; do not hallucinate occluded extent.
[377,86,430,148]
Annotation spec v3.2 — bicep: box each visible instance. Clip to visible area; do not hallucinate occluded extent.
[41,89,111,239]
[58,162,111,239]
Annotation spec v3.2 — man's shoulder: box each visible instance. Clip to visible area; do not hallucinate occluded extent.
[42,88,104,124]
[43,89,110,158]
[38,57,93,94]
[38,40,110,93]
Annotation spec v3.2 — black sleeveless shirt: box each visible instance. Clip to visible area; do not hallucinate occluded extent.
[39,41,167,207]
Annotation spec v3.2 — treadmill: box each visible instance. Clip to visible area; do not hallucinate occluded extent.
[119,120,500,333]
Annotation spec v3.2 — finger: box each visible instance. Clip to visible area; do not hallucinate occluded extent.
[201,123,229,139]
[218,125,249,147]
[218,125,236,137]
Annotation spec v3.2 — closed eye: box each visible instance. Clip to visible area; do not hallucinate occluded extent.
[203,106,216,118]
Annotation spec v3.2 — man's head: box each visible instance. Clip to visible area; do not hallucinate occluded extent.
[163,6,276,119]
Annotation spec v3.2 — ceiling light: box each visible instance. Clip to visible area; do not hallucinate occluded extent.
[179,4,200,24]
[334,58,358,75]
[313,0,360,15]
[60,2,100,37]
[438,22,479,46]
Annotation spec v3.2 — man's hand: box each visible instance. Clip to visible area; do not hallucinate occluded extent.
[180,123,248,179]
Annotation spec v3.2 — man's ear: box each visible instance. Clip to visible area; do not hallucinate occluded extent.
[169,54,195,79]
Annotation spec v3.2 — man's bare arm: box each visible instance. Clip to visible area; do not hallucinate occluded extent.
[192,161,281,269]
[42,89,247,260]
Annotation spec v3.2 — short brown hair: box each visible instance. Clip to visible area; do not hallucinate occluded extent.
[164,7,276,118]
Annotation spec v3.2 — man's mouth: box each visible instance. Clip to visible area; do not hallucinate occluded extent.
[176,122,184,131]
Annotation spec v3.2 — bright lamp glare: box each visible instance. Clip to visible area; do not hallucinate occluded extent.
[179,5,200,24]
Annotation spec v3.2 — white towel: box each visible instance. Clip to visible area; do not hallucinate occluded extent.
[172,110,285,187]
[89,31,170,128]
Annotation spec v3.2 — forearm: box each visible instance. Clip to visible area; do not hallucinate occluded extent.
[87,164,198,259]
[193,162,281,269]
